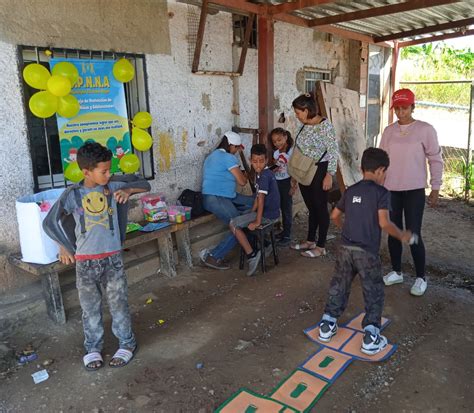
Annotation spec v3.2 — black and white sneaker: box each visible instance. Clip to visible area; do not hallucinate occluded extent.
[361,331,388,355]
[318,320,338,342]
[246,250,262,277]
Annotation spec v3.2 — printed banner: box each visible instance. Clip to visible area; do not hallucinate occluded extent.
[50,58,131,173]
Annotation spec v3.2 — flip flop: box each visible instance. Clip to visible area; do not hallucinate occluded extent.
[300,248,327,258]
[290,242,316,251]
[83,352,104,371]
[109,346,138,368]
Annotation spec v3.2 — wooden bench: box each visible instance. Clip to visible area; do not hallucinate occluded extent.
[8,214,215,325]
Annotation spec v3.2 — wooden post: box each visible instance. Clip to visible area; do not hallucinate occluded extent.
[258,14,275,143]
[466,81,473,201]
[389,41,399,124]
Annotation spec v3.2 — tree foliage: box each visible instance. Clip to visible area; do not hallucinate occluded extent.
[400,43,473,106]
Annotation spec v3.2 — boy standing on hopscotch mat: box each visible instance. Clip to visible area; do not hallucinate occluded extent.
[318,148,417,355]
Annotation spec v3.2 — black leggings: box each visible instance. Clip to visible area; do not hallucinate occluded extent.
[388,189,426,279]
[299,162,329,248]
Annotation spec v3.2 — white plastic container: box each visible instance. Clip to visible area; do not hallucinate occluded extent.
[15,188,65,264]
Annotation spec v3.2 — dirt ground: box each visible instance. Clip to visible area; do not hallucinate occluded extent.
[0,197,473,412]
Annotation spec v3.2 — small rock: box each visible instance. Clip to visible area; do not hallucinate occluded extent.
[42,359,54,367]
[272,368,282,377]
[384,381,389,386]
[234,340,252,351]
[209,389,215,396]
[135,395,151,407]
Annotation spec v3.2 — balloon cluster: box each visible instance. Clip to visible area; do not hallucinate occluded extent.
[119,111,154,174]
[23,62,80,119]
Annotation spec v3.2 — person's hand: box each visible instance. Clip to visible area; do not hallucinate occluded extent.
[248,221,260,231]
[427,189,439,207]
[114,188,131,204]
[322,174,333,191]
[400,230,413,244]
[58,246,75,265]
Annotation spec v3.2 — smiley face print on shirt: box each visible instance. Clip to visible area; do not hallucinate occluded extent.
[81,191,112,231]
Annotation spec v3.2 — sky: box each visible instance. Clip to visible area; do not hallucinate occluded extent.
[431,36,473,50]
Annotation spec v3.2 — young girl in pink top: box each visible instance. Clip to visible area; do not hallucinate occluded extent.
[379,89,443,297]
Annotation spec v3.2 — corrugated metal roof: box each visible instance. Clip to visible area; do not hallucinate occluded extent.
[282,0,474,41]
[183,0,474,44]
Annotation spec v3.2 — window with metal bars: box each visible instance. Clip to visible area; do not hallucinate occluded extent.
[232,15,258,49]
[304,68,332,93]
[19,46,154,192]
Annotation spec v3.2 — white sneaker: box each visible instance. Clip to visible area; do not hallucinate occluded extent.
[383,271,403,286]
[361,331,388,355]
[199,248,210,263]
[318,320,338,342]
[410,277,427,296]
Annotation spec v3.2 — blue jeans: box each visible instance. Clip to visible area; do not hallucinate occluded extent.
[203,193,254,260]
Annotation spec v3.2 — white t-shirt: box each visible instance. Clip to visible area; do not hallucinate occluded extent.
[273,147,293,180]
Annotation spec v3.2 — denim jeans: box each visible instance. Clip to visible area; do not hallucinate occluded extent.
[76,253,136,353]
[203,193,254,260]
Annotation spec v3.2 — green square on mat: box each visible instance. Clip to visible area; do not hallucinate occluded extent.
[269,369,330,413]
[215,388,299,413]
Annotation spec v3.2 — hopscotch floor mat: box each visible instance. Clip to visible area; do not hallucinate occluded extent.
[215,311,397,412]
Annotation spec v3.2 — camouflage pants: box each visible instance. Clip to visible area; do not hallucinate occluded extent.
[76,253,136,353]
[324,246,384,329]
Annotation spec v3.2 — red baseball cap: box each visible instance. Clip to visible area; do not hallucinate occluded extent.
[391,88,415,108]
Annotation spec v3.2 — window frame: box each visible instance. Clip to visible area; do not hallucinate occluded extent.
[304,68,332,93]
[18,46,155,193]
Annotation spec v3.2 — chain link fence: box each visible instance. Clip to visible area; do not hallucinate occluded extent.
[399,80,473,201]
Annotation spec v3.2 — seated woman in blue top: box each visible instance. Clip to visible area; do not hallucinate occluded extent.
[200,131,254,270]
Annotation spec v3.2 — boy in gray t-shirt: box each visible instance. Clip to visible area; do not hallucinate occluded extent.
[44,142,149,371]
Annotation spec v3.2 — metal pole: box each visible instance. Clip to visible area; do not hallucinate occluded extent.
[465,81,473,201]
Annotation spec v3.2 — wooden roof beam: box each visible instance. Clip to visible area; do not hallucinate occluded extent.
[375,17,474,42]
[208,0,263,15]
[309,0,460,27]
[268,0,338,16]
[398,28,474,47]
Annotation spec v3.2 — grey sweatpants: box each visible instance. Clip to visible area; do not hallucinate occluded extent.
[76,253,136,353]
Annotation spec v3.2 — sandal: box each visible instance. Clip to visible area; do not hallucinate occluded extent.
[109,346,138,368]
[290,241,316,251]
[83,352,104,371]
[301,247,327,258]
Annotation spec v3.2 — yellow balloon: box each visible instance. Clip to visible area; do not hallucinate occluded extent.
[29,91,58,118]
[23,63,51,90]
[52,62,79,87]
[47,75,72,97]
[132,128,153,151]
[132,111,152,129]
[113,58,135,83]
[57,94,80,118]
[119,153,140,173]
[64,162,84,182]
